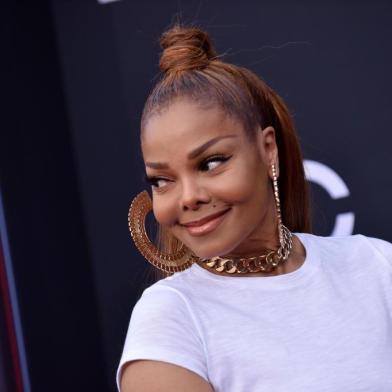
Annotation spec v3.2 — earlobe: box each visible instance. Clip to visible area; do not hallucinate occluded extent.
[260,126,279,178]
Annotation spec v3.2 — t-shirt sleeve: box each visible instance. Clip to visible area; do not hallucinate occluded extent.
[116,284,208,391]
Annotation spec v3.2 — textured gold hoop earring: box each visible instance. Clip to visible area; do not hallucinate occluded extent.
[271,163,293,261]
[128,191,197,274]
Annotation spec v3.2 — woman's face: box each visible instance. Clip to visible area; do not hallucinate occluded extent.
[141,98,280,259]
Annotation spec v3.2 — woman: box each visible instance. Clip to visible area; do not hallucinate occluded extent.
[117,24,392,391]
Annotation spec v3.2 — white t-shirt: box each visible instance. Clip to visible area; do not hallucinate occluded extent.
[116,232,392,391]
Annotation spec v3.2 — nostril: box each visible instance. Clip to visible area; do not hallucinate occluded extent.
[180,183,211,211]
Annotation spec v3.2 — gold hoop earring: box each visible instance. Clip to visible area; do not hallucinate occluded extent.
[127,191,197,274]
[271,163,293,261]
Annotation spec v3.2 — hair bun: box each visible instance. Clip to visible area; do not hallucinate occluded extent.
[159,25,217,74]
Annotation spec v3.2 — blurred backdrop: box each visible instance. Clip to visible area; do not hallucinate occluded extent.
[1,0,391,391]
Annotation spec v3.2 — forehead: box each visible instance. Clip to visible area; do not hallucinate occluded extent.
[141,99,244,158]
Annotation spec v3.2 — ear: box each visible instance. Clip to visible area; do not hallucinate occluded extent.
[256,125,279,179]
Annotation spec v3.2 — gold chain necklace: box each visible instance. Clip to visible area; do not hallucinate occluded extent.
[196,225,293,274]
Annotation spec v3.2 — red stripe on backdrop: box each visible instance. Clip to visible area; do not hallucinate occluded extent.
[0,238,24,392]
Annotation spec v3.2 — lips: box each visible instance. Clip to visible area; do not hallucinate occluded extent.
[181,208,231,227]
[180,208,231,237]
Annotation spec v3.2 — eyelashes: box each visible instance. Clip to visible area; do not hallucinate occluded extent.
[199,155,231,171]
[144,174,166,188]
[144,154,232,189]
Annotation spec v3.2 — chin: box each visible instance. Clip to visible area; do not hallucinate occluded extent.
[188,240,236,260]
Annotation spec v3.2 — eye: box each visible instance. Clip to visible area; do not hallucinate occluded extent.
[144,175,170,190]
[199,155,231,172]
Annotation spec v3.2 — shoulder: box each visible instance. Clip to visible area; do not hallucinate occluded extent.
[360,235,392,264]
[129,281,196,332]
[135,264,207,308]
[136,280,186,308]
[135,267,199,311]
[297,232,392,271]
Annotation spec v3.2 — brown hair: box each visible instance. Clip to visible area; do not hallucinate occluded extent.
[141,24,312,277]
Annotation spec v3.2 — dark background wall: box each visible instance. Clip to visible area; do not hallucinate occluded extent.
[1,1,391,391]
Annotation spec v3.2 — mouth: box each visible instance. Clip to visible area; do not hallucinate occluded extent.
[180,208,231,237]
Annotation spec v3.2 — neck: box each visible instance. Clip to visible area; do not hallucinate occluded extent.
[222,224,280,259]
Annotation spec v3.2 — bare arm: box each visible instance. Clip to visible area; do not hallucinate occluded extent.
[120,360,214,392]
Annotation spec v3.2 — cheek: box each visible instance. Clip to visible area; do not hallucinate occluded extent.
[152,195,177,226]
[215,159,269,205]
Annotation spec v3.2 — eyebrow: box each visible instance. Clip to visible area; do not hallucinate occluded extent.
[145,134,238,169]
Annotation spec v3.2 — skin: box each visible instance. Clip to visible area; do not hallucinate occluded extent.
[121,360,214,392]
[121,97,306,391]
[141,98,305,276]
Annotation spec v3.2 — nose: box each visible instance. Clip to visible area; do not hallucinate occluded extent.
[180,178,210,211]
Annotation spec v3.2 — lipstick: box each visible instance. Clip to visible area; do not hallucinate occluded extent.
[182,208,231,237]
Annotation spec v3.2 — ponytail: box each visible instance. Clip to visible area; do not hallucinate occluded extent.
[141,24,312,280]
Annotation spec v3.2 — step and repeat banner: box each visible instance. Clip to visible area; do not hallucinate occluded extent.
[3,1,391,391]
[52,0,392,388]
